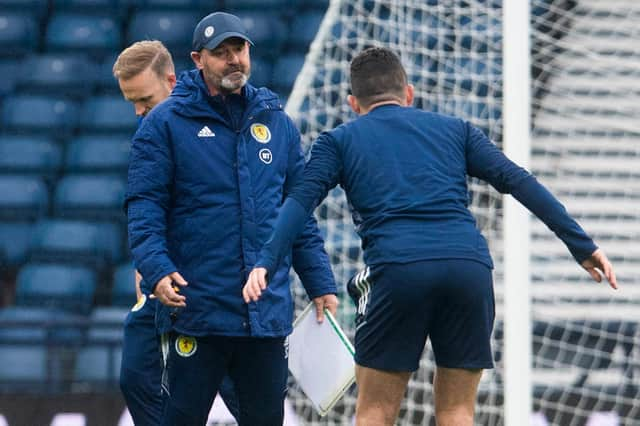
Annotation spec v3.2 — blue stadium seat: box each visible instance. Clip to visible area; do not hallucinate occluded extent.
[94,53,120,95]
[0,175,49,220]
[234,12,286,55]
[0,345,48,390]
[533,320,621,370]
[289,11,324,50]
[87,306,126,342]
[1,95,79,135]
[174,58,193,75]
[0,0,49,17]
[227,0,289,9]
[79,95,138,133]
[130,0,221,9]
[29,219,123,268]
[112,263,136,307]
[249,56,273,88]
[64,135,129,174]
[128,10,200,57]
[74,345,122,384]
[0,59,21,97]
[271,54,305,93]
[53,175,126,221]
[0,306,85,343]
[45,13,121,55]
[0,222,34,267]
[51,0,121,13]
[0,12,38,56]
[457,14,501,53]
[16,54,96,97]
[0,136,63,178]
[15,263,97,314]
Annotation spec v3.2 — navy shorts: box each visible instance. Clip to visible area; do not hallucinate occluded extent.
[347,259,495,372]
[162,334,287,426]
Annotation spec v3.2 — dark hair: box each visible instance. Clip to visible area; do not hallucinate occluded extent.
[350,47,407,107]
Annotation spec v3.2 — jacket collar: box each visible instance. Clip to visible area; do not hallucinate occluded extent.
[170,69,282,122]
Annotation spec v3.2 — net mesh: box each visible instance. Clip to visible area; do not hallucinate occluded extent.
[283,0,640,424]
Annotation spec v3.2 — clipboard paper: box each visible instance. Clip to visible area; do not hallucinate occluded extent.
[288,303,356,416]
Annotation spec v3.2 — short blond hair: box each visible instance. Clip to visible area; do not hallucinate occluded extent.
[113,40,175,81]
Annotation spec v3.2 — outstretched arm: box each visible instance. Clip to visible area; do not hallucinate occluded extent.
[465,122,618,290]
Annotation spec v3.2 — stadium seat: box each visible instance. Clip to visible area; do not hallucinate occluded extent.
[0,59,20,97]
[29,219,123,268]
[457,14,501,53]
[128,10,200,58]
[271,54,305,93]
[74,345,122,384]
[93,53,120,95]
[15,263,97,314]
[129,0,221,9]
[533,320,621,370]
[15,54,96,97]
[0,0,49,17]
[0,345,48,390]
[0,12,38,56]
[1,95,79,135]
[0,222,34,267]
[227,0,289,9]
[79,95,138,133]
[111,263,136,307]
[289,11,324,50]
[51,0,122,14]
[45,13,121,55]
[0,306,85,343]
[0,175,49,220]
[0,136,63,178]
[53,175,126,221]
[249,56,273,88]
[234,11,287,55]
[87,307,126,342]
[64,135,130,174]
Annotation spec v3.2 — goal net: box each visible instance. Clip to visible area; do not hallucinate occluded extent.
[284,0,640,425]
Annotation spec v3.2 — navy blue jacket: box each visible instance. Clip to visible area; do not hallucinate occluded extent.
[126,70,335,337]
[258,104,597,274]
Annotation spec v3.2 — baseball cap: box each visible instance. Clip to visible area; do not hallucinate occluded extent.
[192,12,254,52]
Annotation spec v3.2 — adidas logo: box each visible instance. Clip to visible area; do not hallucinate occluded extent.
[198,126,215,137]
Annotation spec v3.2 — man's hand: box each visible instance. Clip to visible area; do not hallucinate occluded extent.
[243,267,268,303]
[313,293,339,323]
[581,248,618,290]
[153,272,188,307]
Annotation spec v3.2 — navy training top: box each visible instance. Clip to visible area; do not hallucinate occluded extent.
[257,104,597,275]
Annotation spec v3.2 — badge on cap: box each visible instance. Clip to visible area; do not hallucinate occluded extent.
[204,25,215,38]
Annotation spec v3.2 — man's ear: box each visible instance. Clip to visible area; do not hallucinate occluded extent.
[190,51,203,69]
[167,73,177,90]
[348,94,361,115]
[405,84,414,106]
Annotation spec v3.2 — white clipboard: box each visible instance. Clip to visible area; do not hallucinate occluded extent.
[288,303,356,416]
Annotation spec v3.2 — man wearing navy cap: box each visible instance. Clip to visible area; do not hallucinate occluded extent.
[125,11,338,426]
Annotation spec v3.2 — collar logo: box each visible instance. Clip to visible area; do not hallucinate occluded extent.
[175,335,197,357]
[131,294,146,312]
[259,148,272,164]
[250,123,271,143]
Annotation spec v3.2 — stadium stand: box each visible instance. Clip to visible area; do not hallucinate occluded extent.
[0,2,326,404]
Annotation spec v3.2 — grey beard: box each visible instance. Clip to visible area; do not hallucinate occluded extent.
[221,73,249,91]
